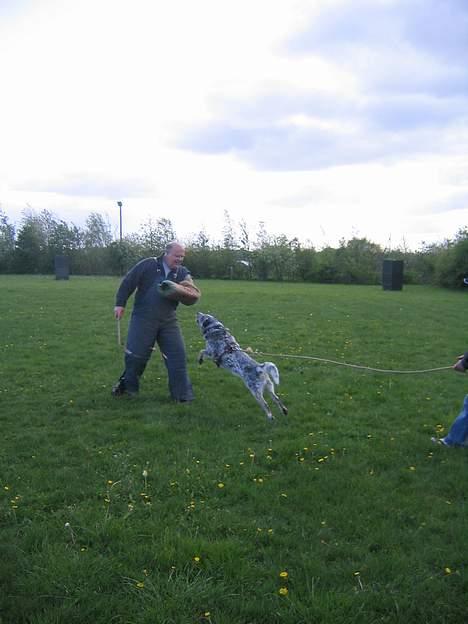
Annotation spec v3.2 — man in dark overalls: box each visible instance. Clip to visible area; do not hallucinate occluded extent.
[112,242,200,401]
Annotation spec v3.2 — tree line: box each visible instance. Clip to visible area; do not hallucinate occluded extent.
[1,207,467,288]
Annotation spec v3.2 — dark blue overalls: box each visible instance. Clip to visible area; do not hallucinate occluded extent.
[115,256,194,401]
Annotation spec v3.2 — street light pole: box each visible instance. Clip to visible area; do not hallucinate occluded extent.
[117,201,123,243]
[117,201,124,276]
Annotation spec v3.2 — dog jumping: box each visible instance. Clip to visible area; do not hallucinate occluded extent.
[196,312,288,420]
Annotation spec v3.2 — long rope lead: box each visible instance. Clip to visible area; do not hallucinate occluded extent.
[117,319,451,374]
[248,350,452,375]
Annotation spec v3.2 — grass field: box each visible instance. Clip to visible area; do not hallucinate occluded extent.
[1,275,468,624]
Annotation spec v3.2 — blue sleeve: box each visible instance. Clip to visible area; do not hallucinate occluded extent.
[115,259,149,307]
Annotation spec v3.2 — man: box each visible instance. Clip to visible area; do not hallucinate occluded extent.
[112,241,200,401]
[432,352,468,447]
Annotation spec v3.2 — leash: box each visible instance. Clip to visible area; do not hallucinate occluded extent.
[247,350,452,375]
[117,319,450,374]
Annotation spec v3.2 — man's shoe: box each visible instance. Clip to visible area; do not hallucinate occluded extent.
[431,436,449,446]
[112,379,137,397]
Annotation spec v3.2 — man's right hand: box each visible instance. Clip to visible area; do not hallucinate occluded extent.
[453,355,467,373]
[114,306,125,320]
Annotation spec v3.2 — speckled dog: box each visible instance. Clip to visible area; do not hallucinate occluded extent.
[196,312,288,421]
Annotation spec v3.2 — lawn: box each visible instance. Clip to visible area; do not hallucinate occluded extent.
[1,275,468,623]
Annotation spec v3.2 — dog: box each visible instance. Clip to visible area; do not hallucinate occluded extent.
[196,312,288,420]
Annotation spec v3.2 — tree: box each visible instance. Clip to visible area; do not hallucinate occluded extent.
[14,210,46,273]
[222,210,237,250]
[0,208,15,272]
[138,217,176,256]
[84,212,112,248]
[334,237,383,284]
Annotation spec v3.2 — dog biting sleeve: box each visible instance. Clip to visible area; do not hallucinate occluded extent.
[158,279,201,306]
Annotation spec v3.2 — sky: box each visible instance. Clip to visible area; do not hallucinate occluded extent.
[1,0,468,250]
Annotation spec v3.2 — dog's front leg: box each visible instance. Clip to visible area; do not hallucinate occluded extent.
[198,349,206,365]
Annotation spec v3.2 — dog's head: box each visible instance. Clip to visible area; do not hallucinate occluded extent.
[196,312,226,338]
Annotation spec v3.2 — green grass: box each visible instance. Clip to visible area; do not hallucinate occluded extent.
[1,276,468,623]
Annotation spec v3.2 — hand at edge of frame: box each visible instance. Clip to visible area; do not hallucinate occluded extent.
[114,306,125,320]
[453,356,466,373]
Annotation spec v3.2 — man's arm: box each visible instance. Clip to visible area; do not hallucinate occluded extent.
[114,259,149,313]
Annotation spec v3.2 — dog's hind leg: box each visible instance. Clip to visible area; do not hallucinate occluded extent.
[265,378,288,416]
[198,349,206,364]
[248,389,274,421]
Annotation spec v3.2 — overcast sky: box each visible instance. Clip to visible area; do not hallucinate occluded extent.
[1,0,468,250]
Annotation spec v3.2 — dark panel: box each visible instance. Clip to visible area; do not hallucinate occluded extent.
[382,260,403,291]
[54,255,70,280]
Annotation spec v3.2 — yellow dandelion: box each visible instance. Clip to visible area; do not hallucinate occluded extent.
[107,480,113,485]
[217,482,225,488]
[278,587,289,596]
[193,556,201,563]
[279,571,288,578]
[444,567,452,575]
[136,581,145,589]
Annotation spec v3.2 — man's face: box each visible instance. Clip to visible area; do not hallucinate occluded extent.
[165,244,185,270]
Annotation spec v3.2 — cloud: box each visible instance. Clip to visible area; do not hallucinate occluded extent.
[0,0,31,18]
[13,172,156,199]
[176,0,468,171]
[429,192,468,214]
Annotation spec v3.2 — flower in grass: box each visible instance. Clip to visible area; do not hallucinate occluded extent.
[409,466,416,471]
[279,571,288,579]
[193,555,201,563]
[278,587,289,596]
[135,581,145,589]
[142,469,148,478]
[217,482,225,489]
[444,567,452,575]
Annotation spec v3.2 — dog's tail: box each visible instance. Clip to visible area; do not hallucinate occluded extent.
[262,362,280,385]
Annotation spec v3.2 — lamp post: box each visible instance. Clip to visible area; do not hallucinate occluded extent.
[117,201,123,275]
[117,201,123,243]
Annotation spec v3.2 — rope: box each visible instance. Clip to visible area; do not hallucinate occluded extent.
[248,350,452,375]
[117,319,451,375]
